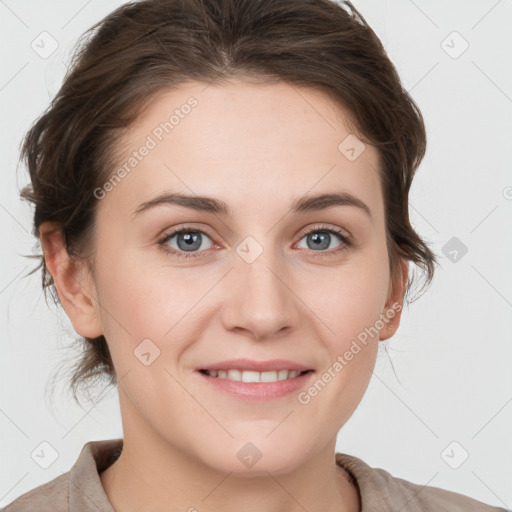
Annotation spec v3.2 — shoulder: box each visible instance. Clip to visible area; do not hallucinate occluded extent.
[368,466,508,512]
[2,438,122,512]
[1,473,69,512]
[335,452,509,512]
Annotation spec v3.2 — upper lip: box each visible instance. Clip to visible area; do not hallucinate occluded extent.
[198,358,313,372]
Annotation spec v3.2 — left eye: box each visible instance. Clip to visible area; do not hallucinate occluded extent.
[297,228,348,252]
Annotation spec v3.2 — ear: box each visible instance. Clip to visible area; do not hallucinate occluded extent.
[379,258,408,341]
[39,222,103,339]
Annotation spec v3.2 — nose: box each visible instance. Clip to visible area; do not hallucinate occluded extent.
[221,249,301,340]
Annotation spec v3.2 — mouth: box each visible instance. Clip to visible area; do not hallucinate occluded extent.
[195,358,315,399]
[198,368,313,383]
[196,367,315,400]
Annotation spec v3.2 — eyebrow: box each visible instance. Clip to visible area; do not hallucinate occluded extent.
[131,191,372,220]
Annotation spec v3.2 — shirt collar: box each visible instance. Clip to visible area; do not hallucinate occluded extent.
[67,438,123,512]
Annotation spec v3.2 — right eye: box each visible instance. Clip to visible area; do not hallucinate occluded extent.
[158,228,215,259]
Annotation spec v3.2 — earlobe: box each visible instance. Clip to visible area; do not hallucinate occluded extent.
[379,258,408,341]
[39,222,103,339]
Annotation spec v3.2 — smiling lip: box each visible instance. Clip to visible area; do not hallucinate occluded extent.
[195,358,315,400]
[197,368,314,400]
[197,358,313,372]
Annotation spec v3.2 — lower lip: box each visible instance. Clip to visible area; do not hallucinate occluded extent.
[196,370,315,400]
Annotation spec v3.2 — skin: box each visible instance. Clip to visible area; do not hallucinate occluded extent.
[40,79,407,512]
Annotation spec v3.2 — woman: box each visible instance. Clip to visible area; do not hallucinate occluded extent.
[4,0,507,510]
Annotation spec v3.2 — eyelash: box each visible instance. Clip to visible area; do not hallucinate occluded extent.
[157,224,353,260]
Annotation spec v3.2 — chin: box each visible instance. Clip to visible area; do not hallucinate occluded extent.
[196,438,306,477]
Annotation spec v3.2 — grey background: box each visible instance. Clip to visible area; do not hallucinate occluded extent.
[1,0,511,508]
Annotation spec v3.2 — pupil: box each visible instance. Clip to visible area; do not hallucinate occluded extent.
[178,232,201,251]
[309,232,329,250]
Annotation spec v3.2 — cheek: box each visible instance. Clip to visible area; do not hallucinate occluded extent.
[93,253,183,359]
[94,249,222,374]
[296,251,389,410]
[306,252,390,347]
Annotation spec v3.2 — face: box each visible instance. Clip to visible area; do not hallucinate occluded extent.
[70,79,405,475]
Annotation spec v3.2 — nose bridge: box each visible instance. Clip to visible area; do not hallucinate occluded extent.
[222,237,299,338]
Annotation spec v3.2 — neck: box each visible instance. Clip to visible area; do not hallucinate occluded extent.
[100,429,360,512]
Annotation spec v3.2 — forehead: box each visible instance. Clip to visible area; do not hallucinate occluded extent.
[101,79,383,221]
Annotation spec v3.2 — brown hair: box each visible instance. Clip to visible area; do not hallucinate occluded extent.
[18,0,438,405]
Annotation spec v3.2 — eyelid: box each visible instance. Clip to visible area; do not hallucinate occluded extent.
[159,223,215,240]
[297,223,351,240]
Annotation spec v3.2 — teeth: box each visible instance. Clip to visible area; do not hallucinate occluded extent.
[204,369,304,382]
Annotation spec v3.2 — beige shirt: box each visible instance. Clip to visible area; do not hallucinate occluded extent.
[2,438,508,511]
